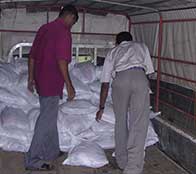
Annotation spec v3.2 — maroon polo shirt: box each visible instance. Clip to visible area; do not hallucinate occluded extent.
[30,18,72,97]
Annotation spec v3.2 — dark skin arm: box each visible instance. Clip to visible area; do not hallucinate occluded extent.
[96,82,110,122]
[27,57,35,93]
[58,60,75,101]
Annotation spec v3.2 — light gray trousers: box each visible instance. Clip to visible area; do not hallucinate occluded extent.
[112,69,150,174]
[25,96,60,168]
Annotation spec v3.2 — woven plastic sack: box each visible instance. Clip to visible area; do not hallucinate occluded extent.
[63,141,108,168]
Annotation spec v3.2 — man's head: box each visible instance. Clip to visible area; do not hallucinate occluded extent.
[116,32,133,45]
[59,4,79,27]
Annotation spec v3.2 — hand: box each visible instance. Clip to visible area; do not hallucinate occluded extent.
[67,85,75,101]
[96,109,104,122]
[27,80,35,93]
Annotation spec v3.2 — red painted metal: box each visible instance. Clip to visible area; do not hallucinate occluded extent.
[160,87,196,102]
[163,18,196,23]
[159,99,196,120]
[155,14,163,112]
[132,18,196,25]
[160,72,196,84]
[132,16,196,115]
[152,56,196,65]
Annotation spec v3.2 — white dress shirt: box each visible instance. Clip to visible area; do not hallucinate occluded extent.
[100,41,154,83]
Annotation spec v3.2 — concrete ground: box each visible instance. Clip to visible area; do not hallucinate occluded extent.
[0,145,189,174]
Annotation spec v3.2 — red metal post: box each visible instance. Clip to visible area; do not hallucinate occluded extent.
[160,87,196,102]
[159,99,195,119]
[132,18,196,25]
[152,56,196,65]
[160,72,196,84]
[155,14,163,112]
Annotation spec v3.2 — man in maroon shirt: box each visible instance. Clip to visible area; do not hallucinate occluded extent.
[25,5,78,170]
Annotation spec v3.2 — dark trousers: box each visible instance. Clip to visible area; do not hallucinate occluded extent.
[25,96,60,168]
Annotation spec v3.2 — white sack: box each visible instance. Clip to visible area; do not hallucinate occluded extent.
[0,60,159,153]
[73,92,92,101]
[1,106,30,130]
[145,121,159,148]
[91,120,114,133]
[71,62,97,84]
[0,136,9,148]
[149,111,161,119]
[60,99,97,115]
[63,75,92,101]
[12,59,28,74]
[89,81,101,93]
[0,126,32,143]
[90,92,101,105]
[93,132,115,149]
[0,63,18,86]
[77,128,98,141]
[77,121,115,149]
[88,81,112,105]
[58,114,94,135]
[59,132,81,152]
[0,87,28,107]
[1,136,29,152]
[63,141,108,168]
[15,73,39,108]
[14,88,39,111]
[101,104,115,124]
[88,81,102,105]
[17,71,27,87]
[95,66,103,80]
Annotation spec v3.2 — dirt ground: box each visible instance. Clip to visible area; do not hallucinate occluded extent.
[0,145,188,174]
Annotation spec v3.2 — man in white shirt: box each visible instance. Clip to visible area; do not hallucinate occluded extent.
[96,32,154,174]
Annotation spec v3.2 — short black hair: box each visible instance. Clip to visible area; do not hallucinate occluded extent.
[116,32,133,45]
[59,4,79,22]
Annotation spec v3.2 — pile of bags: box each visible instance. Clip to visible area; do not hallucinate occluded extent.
[0,59,159,168]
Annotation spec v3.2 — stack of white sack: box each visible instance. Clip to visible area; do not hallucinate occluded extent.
[0,107,32,152]
[0,60,39,112]
[0,59,159,167]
